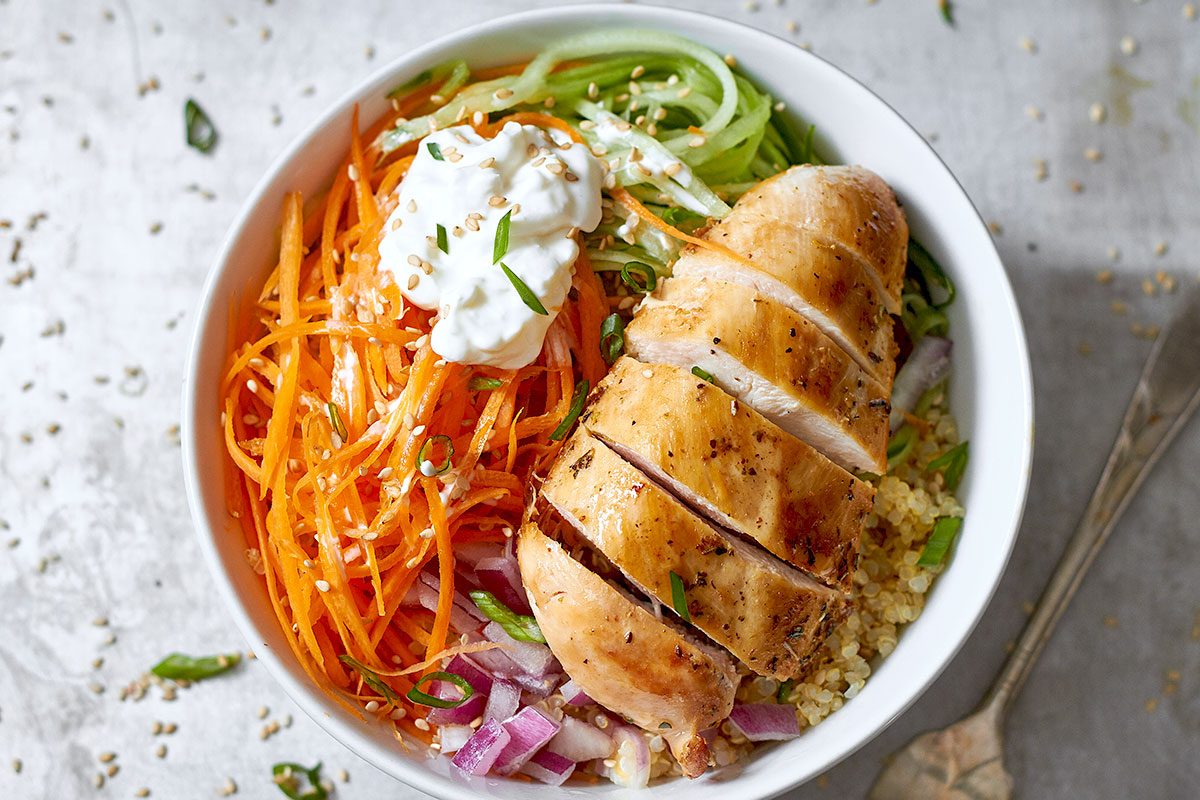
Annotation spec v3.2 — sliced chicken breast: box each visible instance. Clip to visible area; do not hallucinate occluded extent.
[518,522,736,778]
[674,215,896,386]
[625,275,890,474]
[581,357,871,592]
[541,431,850,679]
[729,165,909,312]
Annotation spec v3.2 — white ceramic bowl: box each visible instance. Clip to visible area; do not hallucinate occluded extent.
[183,5,1033,798]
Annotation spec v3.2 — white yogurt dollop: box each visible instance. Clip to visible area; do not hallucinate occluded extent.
[377,122,604,369]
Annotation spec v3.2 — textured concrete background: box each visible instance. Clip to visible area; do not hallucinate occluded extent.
[1,0,1198,798]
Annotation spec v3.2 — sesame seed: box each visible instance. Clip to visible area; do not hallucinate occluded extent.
[1154,241,1168,256]
[94,774,105,788]
[494,88,513,100]
[155,744,167,759]
[135,787,150,797]
[677,86,693,98]
[364,700,380,712]
[543,96,556,109]
[419,527,434,539]
[315,579,331,592]
[1033,159,1048,181]
[1186,2,1198,20]
[587,82,599,99]
[219,778,238,796]
[406,274,419,290]
[785,19,799,34]
[390,707,407,720]
[257,706,269,719]
[1089,102,1107,123]
[347,164,360,181]
[407,199,418,213]
[1025,104,1043,121]
[406,556,421,569]
[1119,36,1138,56]
[1018,35,1037,53]
[92,616,109,627]
[1084,147,1102,162]
[689,135,706,148]
[723,53,738,67]
[414,718,430,731]
[412,424,427,436]
[1108,246,1121,261]
[488,195,507,207]
[479,156,495,168]
[1095,270,1113,285]
[631,65,646,79]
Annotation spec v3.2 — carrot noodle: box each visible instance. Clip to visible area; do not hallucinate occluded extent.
[221,84,617,731]
[610,185,760,270]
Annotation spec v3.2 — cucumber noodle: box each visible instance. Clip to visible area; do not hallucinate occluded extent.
[374,30,818,280]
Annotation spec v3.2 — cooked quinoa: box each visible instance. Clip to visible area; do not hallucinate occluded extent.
[650,395,964,779]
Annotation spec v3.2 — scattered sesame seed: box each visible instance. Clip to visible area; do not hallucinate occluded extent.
[1025,104,1043,121]
[1070,180,1084,193]
[98,752,116,764]
[1154,241,1168,256]
[631,65,646,79]
[94,773,105,788]
[785,19,799,34]
[479,156,495,168]
[1111,300,1129,315]
[493,88,513,100]
[347,163,360,181]
[135,787,150,797]
[1018,35,1037,53]
[315,579,331,593]
[364,700,380,713]
[414,718,431,731]
[219,778,238,796]
[11,759,22,774]
[1186,2,1198,21]
[1119,36,1138,56]
[689,135,707,148]
[1089,102,1107,124]
[1096,269,1114,285]
[93,616,110,627]
[338,769,349,783]
[1033,159,1048,182]
[723,53,738,67]
[1084,147,1103,162]
[155,744,167,759]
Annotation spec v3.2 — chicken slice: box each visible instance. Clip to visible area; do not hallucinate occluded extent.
[541,430,850,679]
[728,165,909,312]
[517,522,736,778]
[582,356,871,592]
[674,214,896,386]
[625,275,890,474]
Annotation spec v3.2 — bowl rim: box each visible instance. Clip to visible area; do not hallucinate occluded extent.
[182,4,1034,798]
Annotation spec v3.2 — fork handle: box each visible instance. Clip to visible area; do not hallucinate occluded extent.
[982,358,1200,715]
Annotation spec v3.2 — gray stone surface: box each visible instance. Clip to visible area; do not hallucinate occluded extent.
[1,0,1198,797]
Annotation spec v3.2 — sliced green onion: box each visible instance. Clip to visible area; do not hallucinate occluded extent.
[469,376,505,391]
[776,679,794,703]
[150,652,240,681]
[426,141,445,161]
[887,425,918,471]
[493,209,512,264]
[549,379,589,441]
[600,313,625,365]
[326,402,348,441]
[939,0,955,26]
[660,206,706,228]
[913,379,946,418]
[337,655,404,705]
[908,238,956,309]
[406,671,475,709]
[500,263,548,315]
[436,223,449,254]
[619,261,657,293]
[271,762,327,800]
[691,366,715,384]
[417,434,454,476]
[669,571,691,622]
[917,516,964,567]
[469,590,546,643]
[926,440,969,492]
[184,98,218,154]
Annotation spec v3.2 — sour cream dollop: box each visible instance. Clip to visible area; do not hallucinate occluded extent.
[377,122,604,369]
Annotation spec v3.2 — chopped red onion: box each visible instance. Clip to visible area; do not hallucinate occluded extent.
[455,541,504,569]
[492,707,561,776]
[475,555,532,615]
[482,621,557,676]
[558,678,593,707]
[451,718,511,776]
[483,679,520,722]
[419,570,487,621]
[426,690,486,726]
[411,582,480,634]
[727,703,802,741]
[547,715,613,762]
[890,335,952,431]
[520,749,576,786]
[437,724,474,755]
[444,655,493,695]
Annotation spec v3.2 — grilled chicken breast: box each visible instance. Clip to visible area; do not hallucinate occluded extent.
[726,165,909,312]
[541,431,850,679]
[625,275,890,474]
[582,357,871,592]
[518,522,737,778]
[673,216,896,386]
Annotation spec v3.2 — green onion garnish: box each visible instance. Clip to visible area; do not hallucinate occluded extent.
[600,313,625,365]
[908,238,955,309]
[500,263,548,315]
[939,0,955,26]
[468,376,505,392]
[469,590,546,643]
[619,261,657,293]
[660,206,705,227]
[417,434,454,476]
[549,379,589,441]
[669,571,691,622]
[271,761,327,800]
[917,516,964,567]
[493,209,512,264]
[326,402,348,441]
[691,366,715,383]
[776,679,794,703]
[926,440,969,492]
[337,654,404,706]
[436,223,449,254]
[426,141,445,161]
[150,652,241,681]
[405,671,475,709]
[887,425,918,471]
[184,98,218,154]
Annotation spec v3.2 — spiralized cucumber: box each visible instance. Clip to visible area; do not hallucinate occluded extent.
[376,29,818,281]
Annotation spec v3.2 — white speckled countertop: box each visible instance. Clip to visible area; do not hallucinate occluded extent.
[1,1,1198,797]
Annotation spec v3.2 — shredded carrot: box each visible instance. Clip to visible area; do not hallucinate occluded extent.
[610,185,755,269]
[221,85,615,737]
